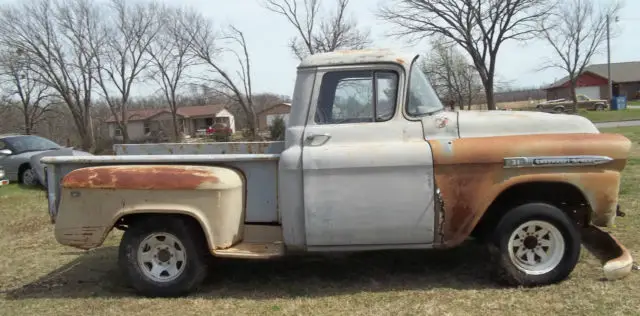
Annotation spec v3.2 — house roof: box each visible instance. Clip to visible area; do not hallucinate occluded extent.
[257,102,291,115]
[546,61,640,89]
[106,104,227,123]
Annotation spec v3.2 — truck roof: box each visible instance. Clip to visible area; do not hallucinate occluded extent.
[297,49,418,69]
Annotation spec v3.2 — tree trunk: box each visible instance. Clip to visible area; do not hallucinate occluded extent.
[23,113,31,135]
[171,110,180,141]
[120,108,130,143]
[80,129,93,151]
[244,108,258,140]
[484,80,496,110]
[570,80,578,113]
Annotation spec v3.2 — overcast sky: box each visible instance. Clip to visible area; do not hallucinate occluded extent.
[174,0,638,97]
[3,0,637,98]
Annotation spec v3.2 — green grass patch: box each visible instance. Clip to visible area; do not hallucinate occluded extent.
[580,108,640,122]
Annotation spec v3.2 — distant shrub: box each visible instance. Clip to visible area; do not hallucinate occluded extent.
[269,116,286,141]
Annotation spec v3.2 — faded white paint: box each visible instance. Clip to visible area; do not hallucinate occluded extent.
[457,110,599,138]
[299,62,435,247]
[298,49,417,69]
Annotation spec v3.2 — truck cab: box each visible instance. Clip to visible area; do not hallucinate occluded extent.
[41,49,634,297]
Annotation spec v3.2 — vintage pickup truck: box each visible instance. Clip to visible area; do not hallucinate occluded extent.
[41,49,634,297]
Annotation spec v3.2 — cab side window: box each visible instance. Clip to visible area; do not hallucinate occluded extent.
[315,70,398,125]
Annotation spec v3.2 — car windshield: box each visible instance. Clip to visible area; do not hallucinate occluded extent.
[406,57,444,116]
[4,135,62,153]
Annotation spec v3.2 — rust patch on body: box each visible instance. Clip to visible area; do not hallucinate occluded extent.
[429,133,631,247]
[62,165,220,190]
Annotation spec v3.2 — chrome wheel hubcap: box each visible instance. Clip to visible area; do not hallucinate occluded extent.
[507,220,565,275]
[137,233,187,283]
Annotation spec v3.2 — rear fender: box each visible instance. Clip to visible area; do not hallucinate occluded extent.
[54,165,245,251]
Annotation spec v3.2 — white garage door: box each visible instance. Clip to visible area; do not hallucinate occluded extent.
[576,86,601,99]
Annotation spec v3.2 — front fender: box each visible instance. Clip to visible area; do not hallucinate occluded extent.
[428,133,631,247]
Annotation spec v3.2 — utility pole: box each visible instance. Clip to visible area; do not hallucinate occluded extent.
[607,14,612,102]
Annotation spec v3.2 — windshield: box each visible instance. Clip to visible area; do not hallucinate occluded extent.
[406,57,444,116]
[4,135,62,154]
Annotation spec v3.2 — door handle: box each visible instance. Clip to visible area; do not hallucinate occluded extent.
[305,133,331,146]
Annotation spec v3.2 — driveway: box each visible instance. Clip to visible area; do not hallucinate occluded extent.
[595,120,640,128]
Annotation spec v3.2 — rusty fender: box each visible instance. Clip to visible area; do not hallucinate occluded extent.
[428,133,632,248]
[581,225,634,280]
[62,165,221,190]
[56,165,245,251]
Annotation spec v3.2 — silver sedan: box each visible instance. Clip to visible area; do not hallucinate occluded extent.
[0,134,92,186]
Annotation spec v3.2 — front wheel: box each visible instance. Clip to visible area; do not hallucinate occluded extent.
[489,203,581,286]
[118,216,210,297]
[20,167,39,186]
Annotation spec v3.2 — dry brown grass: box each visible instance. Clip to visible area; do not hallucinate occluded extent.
[1,128,640,315]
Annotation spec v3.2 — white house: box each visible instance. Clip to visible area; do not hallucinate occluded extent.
[106,104,236,142]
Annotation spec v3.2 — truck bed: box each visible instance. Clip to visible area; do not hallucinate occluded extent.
[41,141,284,225]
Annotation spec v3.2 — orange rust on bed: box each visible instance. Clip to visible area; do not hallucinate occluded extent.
[61,165,220,190]
[429,133,631,248]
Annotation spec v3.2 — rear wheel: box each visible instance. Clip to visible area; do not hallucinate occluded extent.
[595,104,605,111]
[489,203,581,286]
[118,216,210,297]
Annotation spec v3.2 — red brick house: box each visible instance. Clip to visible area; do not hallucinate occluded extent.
[544,61,640,101]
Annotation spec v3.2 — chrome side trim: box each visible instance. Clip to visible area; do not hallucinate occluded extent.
[504,155,613,168]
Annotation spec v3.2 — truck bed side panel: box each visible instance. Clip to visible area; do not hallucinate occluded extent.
[43,154,280,225]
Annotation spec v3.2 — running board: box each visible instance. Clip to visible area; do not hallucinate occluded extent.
[213,241,285,259]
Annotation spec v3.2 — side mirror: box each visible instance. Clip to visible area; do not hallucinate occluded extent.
[0,149,12,156]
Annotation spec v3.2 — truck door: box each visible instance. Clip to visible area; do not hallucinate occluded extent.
[301,64,436,248]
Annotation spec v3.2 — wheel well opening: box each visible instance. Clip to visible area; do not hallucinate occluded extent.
[116,213,209,248]
[18,163,31,181]
[471,182,591,240]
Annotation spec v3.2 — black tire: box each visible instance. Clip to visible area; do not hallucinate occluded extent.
[20,166,39,186]
[595,104,605,111]
[489,203,581,287]
[118,216,210,297]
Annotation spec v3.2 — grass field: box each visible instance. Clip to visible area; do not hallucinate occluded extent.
[580,109,640,123]
[1,127,640,315]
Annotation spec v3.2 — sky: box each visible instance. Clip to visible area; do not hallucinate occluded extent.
[174,0,639,97]
[3,0,638,98]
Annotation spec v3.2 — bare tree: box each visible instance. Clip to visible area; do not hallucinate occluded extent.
[147,6,199,140]
[188,15,259,138]
[0,51,55,134]
[0,0,104,150]
[423,38,483,110]
[92,0,162,143]
[378,0,553,110]
[264,0,371,60]
[540,0,622,112]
